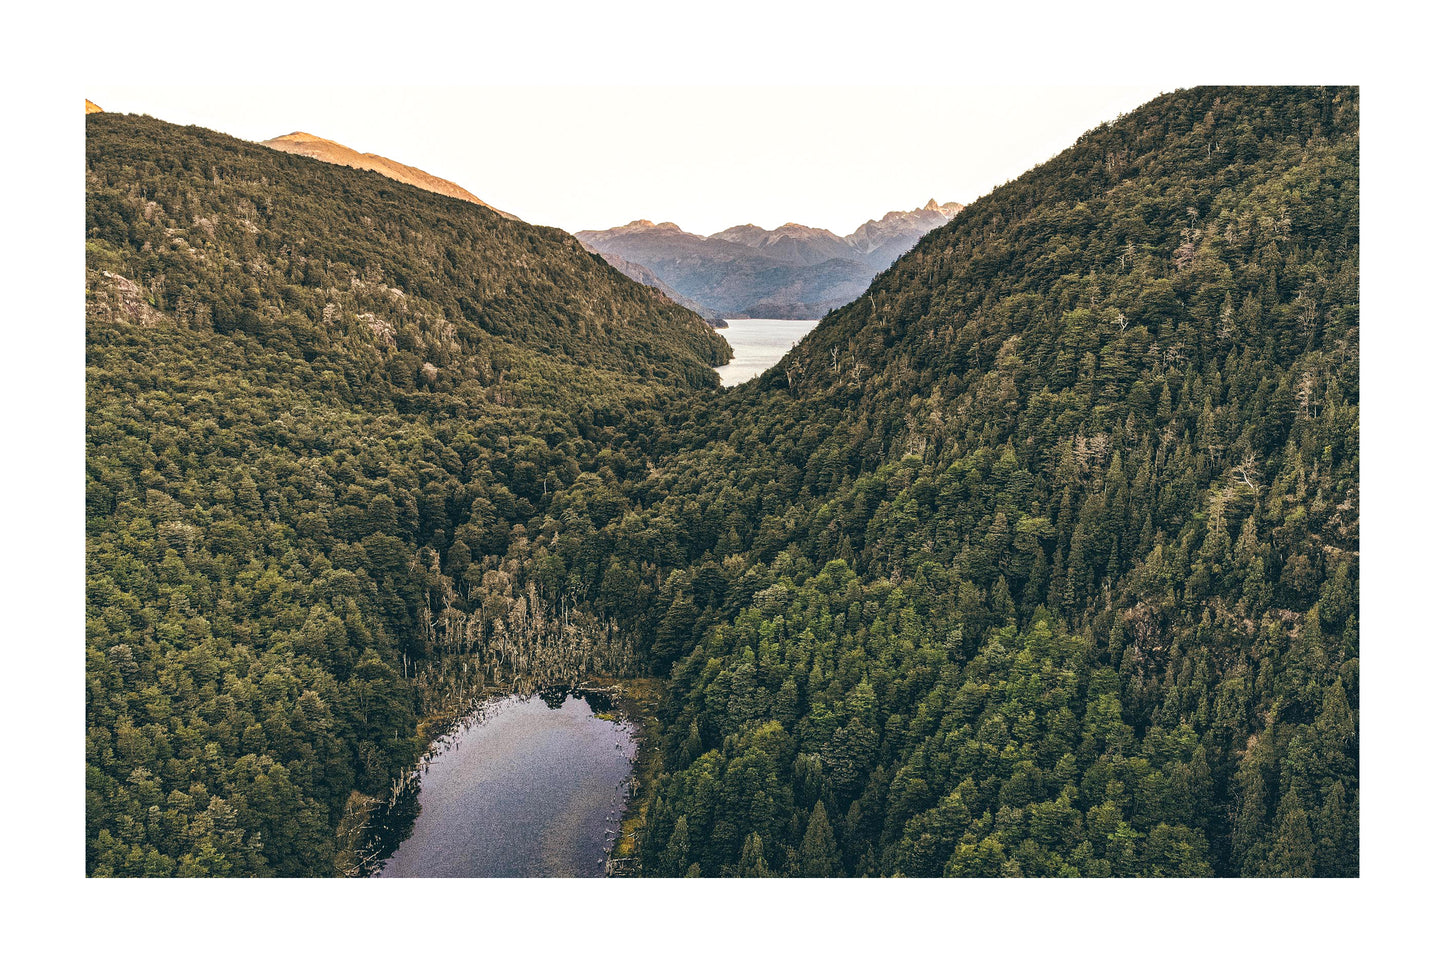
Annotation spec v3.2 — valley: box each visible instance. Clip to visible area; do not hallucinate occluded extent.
[85,86,1359,878]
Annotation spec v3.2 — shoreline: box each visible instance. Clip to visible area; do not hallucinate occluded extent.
[341,674,661,878]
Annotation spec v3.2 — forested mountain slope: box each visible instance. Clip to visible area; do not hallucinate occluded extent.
[573,86,1359,876]
[259,130,517,219]
[84,112,729,876]
[85,86,1359,879]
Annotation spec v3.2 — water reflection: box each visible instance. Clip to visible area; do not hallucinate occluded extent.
[373,691,636,878]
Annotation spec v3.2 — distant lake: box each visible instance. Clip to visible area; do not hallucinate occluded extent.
[715,318,820,387]
[375,692,636,878]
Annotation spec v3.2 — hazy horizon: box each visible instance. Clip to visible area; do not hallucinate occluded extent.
[85,85,1160,236]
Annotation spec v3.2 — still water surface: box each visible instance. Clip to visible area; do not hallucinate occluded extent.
[377,692,636,877]
[714,317,820,387]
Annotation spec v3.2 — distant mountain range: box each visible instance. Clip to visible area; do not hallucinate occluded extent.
[576,200,963,321]
[585,249,728,323]
[83,87,1359,880]
[260,131,517,220]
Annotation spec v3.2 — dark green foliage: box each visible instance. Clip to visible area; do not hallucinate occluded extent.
[87,86,1358,877]
[86,115,728,391]
[599,86,1358,876]
[85,113,729,876]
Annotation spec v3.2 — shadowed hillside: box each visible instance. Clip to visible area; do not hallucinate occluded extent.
[85,86,1358,878]
[84,111,728,876]
[579,86,1359,877]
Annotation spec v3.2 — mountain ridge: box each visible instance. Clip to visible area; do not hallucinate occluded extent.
[614,85,1359,879]
[577,201,964,319]
[85,107,734,875]
[260,130,517,220]
[84,86,1358,879]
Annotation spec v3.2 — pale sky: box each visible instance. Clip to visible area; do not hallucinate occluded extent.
[87,85,1160,239]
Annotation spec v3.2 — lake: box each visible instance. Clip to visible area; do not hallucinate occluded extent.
[714,317,820,387]
[375,690,637,878]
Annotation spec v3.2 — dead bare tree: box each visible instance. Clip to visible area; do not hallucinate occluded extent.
[1296,292,1318,344]
[1217,302,1236,341]
[1233,451,1260,493]
[785,357,804,395]
[1296,369,1317,419]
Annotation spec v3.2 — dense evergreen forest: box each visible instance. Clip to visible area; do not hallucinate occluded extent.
[84,114,730,875]
[86,86,1358,877]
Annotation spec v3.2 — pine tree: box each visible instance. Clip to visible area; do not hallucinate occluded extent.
[799,800,840,876]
